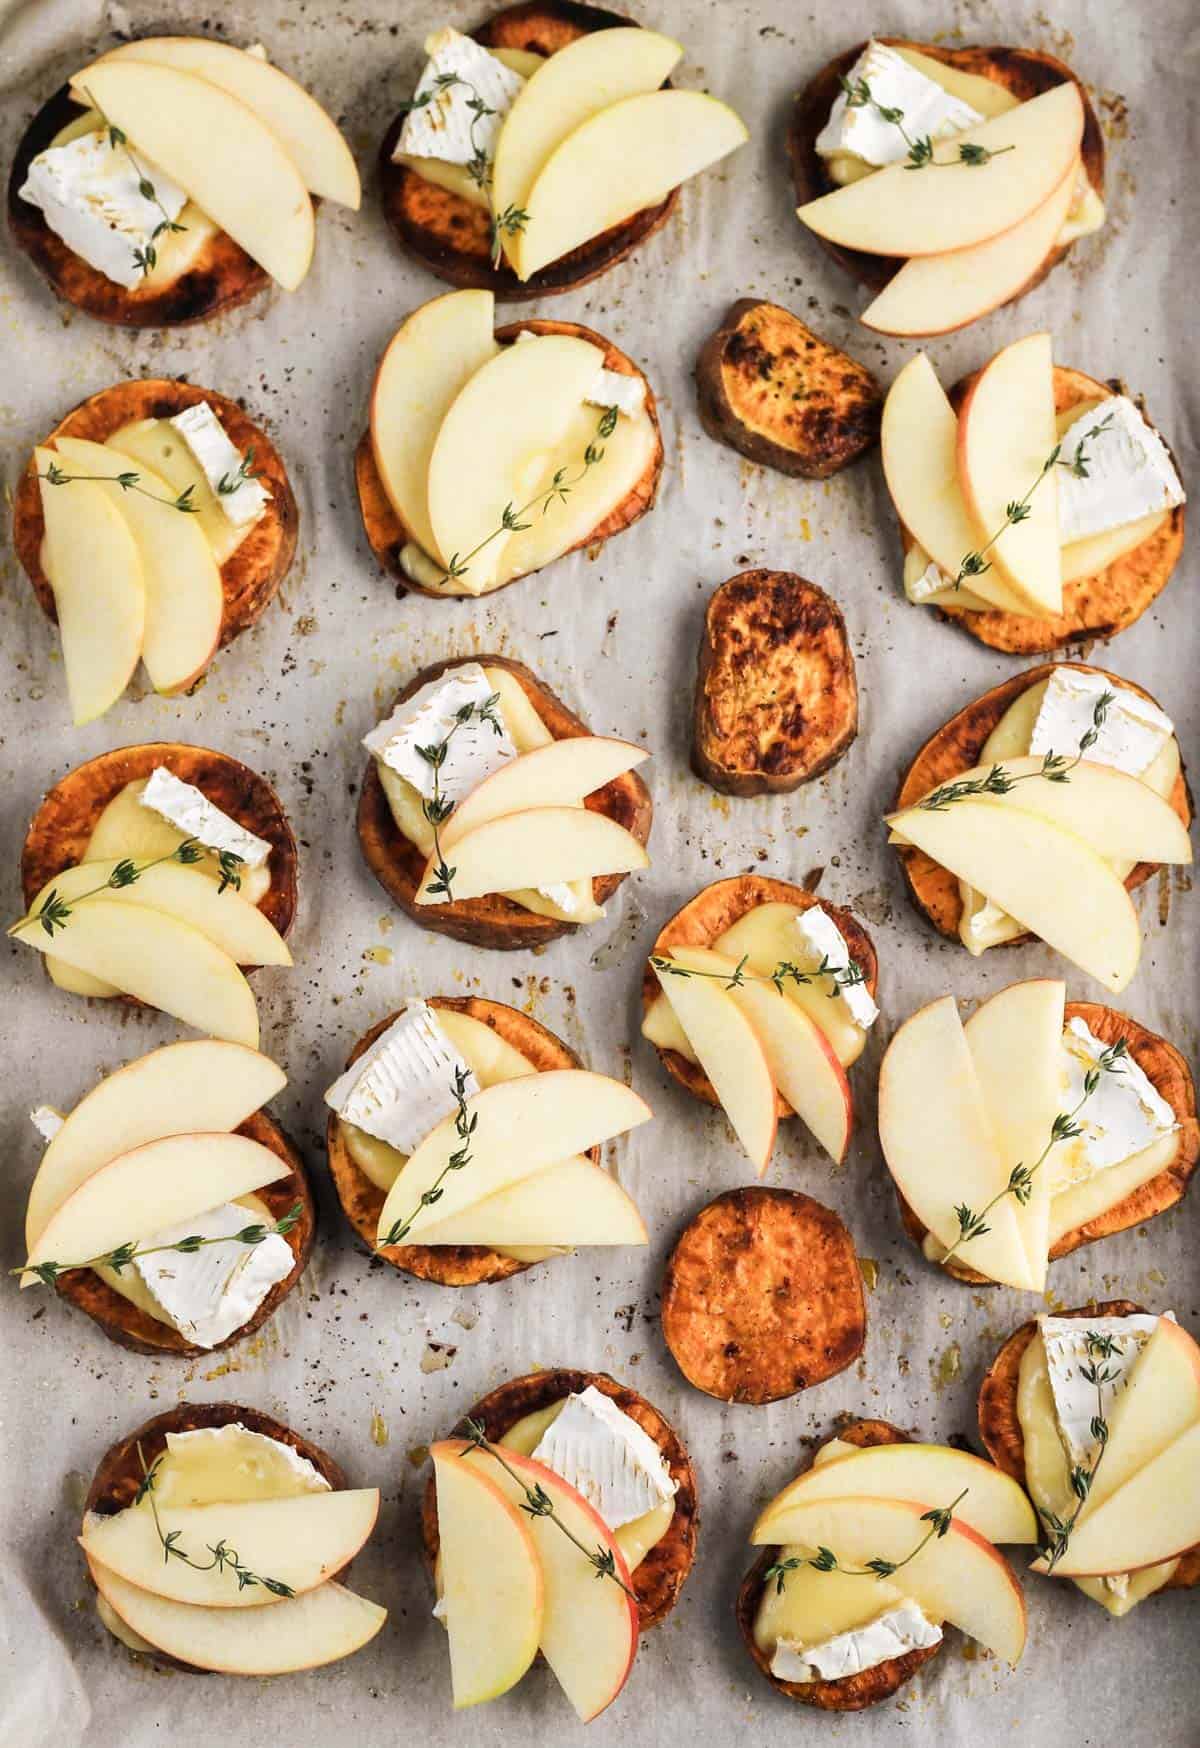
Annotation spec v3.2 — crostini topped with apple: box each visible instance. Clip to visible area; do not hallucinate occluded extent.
[882,339,1186,652]
[878,981,1198,1294]
[790,40,1104,335]
[82,1403,386,1671]
[325,996,651,1286]
[381,3,747,298]
[18,1040,312,1356]
[9,36,359,326]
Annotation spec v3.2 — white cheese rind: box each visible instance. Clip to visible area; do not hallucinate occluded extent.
[169,402,271,529]
[30,1105,65,1142]
[397,28,525,170]
[770,1600,943,1683]
[363,663,517,806]
[794,907,879,1029]
[1056,396,1185,543]
[19,129,188,290]
[163,1423,330,1494]
[530,1386,678,1530]
[1030,668,1174,777]
[324,1000,480,1155]
[1055,1017,1178,1183]
[140,767,272,868]
[815,41,982,167]
[586,368,646,418]
[132,1203,294,1349]
[1040,1312,1166,1465]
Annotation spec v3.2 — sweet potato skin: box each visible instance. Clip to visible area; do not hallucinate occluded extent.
[696,299,882,479]
[692,570,858,796]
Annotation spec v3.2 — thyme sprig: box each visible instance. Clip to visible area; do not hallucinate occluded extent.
[38,459,197,515]
[916,687,1114,811]
[7,837,244,942]
[19,1202,302,1289]
[840,75,1014,171]
[379,1068,477,1246]
[80,85,188,276]
[763,1488,969,1593]
[489,201,529,265]
[134,1443,296,1597]
[952,412,1117,588]
[940,1042,1128,1267]
[217,447,261,498]
[1038,1332,1118,1571]
[416,691,505,901]
[650,951,868,1003]
[400,72,498,189]
[461,1419,638,1600]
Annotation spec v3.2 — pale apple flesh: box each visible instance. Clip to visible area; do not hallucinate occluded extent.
[413,1155,647,1248]
[415,806,648,905]
[726,975,853,1164]
[1074,1319,1200,1520]
[440,735,648,850]
[1033,1421,1200,1576]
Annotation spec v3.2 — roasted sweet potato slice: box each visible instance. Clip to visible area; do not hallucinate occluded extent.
[13,379,298,658]
[326,995,601,1287]
[358,652,651,951]
[918,368,1186,652]
[978,1303,1199,1597]
[421,1367,698,1629]
[736,1418,944,1710]
[661,1186,866,1404]
[895,1003,1199,1283]
[8,87,270,328]
[696,299,881,478]
[356,318,661,598]
[641,874,878,1118]
[379,1,678,299]
[788,41,1105,301]
[51,1107,314,1358]
[692,571,858,796]
[892,661,1191,944]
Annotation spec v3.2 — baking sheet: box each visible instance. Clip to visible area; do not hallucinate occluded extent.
[0,0,1196,1742]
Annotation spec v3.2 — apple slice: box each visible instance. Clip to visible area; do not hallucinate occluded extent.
[651,948,777,1173]
[886,801,1141,993]
[414,1155,647,1248]
[90,1566,384,1673]
[1073,1319,1200,1522]
[70,62,314,288]
[25,1041,285,1247]
[958,333,1061,613]
[35,447,144,725]
[1035,1421,1200,1576]
[16,897,261,1045]
[27,861,291,967]
[964,980,1066,1291]
[493,27,681,266]
[725,976,853,1164]
[370,291,499,559]
[376,1071,651,1243]
[432,1445,543,1708]
[415,806,648,905]
[82,1488,379,1606]
[85,38,361,206]
[706,902,867,1066]
[797,81,1083,256]
[757,1495,1026,1664]
[515,89,748,279]
[862,164,1077,337]
[1048,1130,1180,1246]
[441,736,648,850]
[22,1130,289,1285]
[878,995,1038,1290]
[1062,510,1167,583]
[107,419,243,567]
[457,1442,639,1722]
[426,333,605,587]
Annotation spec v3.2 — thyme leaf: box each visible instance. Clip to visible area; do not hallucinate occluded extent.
[17,1203,301,1288]
[133,1443,295,1597]
[415,692,505,902]
[379,1068,477,1247]
[916,688,1114,811]
[764,1487,969,1593]
[6,835,235,942]
[650,950,869,1004]
[38,459,197,514]
[839,75,1014,171]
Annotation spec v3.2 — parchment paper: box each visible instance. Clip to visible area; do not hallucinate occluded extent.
[0,1,1195,1743]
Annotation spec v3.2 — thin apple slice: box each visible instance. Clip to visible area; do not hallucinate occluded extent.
[86,38,361,206]
[376,1071,651,1243]
[457,1442,640,1722]
[16,897,260,1045]
[1048,1130,1180,1246]
[863,164,1077,337]
[1074,1318,1200,1521]
[725,976,853,1164]
[35,447,144,725]
[22,1130,289,1285]
[414,1155,647,1247]
[887,801,1141,993]
[708,902,866,1066]
[652,947,777,1173]
[82,1488,379,1606]
[753,1442,1038,1546]
[25,1041,285,1247]
[27,861,291,967]
[878,995,1038,1290]
[432,1445,543,1708]
[958,333,1061,612]
[415,806,648,905]
[90,1566,384,1673]
[515,89,748,279]
[441,736,648,850]
[1034,1421,1200,1576]
[1061,510,1167,583]
[798,81,1083,256]
[69,62,314,288]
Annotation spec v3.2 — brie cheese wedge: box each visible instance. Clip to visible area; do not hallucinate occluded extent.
[1040,1312,1165,1466]
[396,28,525,170]
[530,1386,677,1530]
[364,663,517,806]
[169,402,271,529]
[1053,1018,1178,1187]
[133,1203,294,1349]
[1029,668,1174,778]
[159,1423,330,1502]
[770,1599,942,1683]
[140,767,273,868]
[816,41,982,168]
[324,1000,480,1156]
[1055,396,1185,544]
[794,906,879,1029]
[19,129,188,290]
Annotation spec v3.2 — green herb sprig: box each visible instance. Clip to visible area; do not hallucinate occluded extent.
[650,951,868,1004]
[840,75,1014,171]
[416,691,505,901]
[1038,1332,1118,1571]
[399,73,498,189]
[133,1443,296,1597]
[379,1068,477,1247]
[18,1203,302,1290]
[217,447,261,498]
[38,459,197,515]
[80,86,188,277]
[916,687,1114,812]
[488,202,529,265]
[763,1487,968,1593]
[7,837,244,943]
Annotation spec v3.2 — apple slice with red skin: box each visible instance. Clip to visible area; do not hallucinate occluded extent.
[440,735,649,851]
[725,974,853,1164]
